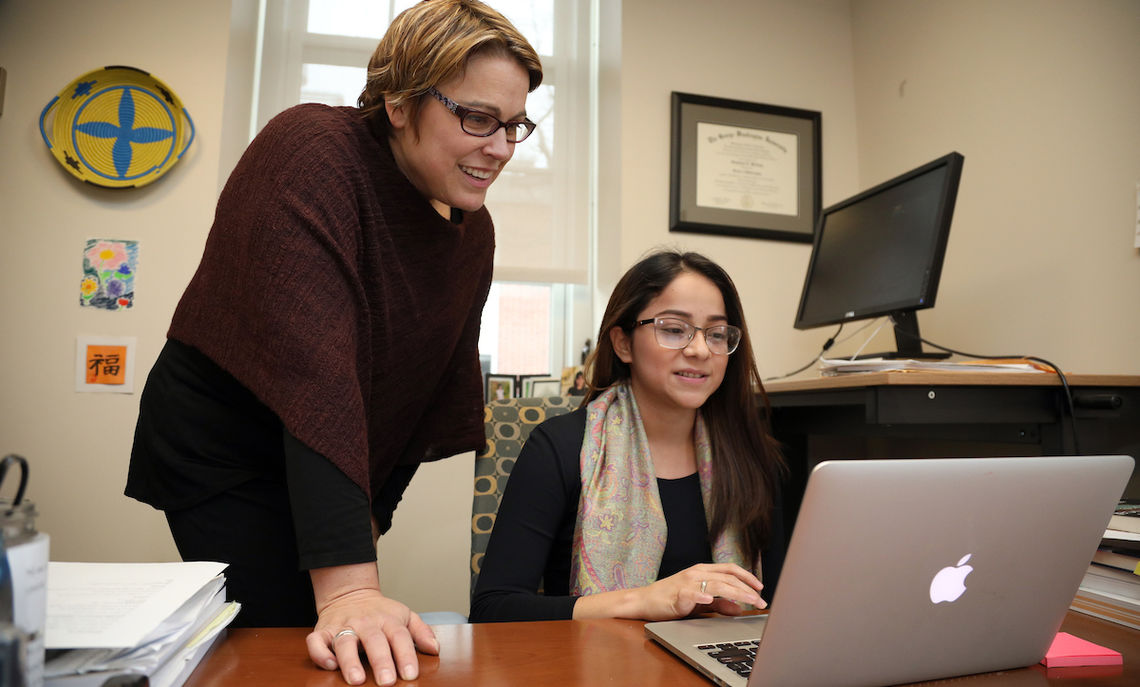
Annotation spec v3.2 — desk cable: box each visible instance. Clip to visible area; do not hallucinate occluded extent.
[764,324,844,382]
[891,318,1082,456]
[764,318,888,382]
[766,318,1082,455]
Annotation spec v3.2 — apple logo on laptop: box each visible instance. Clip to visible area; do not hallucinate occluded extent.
[929,554,973,604]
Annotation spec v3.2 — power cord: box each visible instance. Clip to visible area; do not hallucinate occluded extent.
[891,317,1081,455]
[847,318,888,360]
[766,318,896,382]
[764,324,844,382]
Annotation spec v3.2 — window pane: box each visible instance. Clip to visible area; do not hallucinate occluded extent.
[512,84,553,170]
[480,283,552,376]
[492,0,555,56]
[306,0,417,39]
[307,0,553,56]
[301,64,367,107]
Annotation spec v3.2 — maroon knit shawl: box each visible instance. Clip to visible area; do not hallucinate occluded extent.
[169,104,491,505]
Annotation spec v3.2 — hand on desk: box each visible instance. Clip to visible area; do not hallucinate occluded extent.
[573,562,766,621]
[306,563,439,686]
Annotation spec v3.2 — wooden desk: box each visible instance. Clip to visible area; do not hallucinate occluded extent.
[185,612,1139,686]
[765,372,1140,528]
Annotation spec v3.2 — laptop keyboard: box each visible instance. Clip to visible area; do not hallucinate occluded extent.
[698,640,761,678]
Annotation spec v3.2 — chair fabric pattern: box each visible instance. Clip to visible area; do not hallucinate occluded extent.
[471,395,575,592]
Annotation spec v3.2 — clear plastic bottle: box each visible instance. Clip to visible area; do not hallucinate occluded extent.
[0,621,27,687]
[1,456,48,687]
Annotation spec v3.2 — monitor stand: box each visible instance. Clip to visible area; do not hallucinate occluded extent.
[851,310,951,360]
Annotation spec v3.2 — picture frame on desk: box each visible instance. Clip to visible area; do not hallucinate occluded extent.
[561,365,587,397]
[669,91,821,243]
[486,374,514,402]
[529,377,562,397]
[516,374,550,397]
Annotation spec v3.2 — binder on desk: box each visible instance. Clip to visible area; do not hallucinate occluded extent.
[44,562,240,687]
[46,631,227,687]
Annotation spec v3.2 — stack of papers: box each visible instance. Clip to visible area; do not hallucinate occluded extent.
[44,562,240,687]
[819,357,1050,375]
[1073,529,1140,630]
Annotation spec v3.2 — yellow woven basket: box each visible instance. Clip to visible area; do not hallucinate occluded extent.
[39,65,194,188]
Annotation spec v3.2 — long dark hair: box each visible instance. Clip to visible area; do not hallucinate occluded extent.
[583,249,785,566]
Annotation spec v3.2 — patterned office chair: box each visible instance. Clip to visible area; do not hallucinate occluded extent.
[470,395,576,594]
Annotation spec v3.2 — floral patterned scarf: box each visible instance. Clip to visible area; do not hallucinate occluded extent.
[569,382,749,595]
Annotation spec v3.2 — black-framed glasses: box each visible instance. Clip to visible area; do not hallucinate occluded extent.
[426,87,536,142]
[634,317,742,355]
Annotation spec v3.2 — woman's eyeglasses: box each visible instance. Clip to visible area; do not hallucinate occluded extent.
[634,317,742,355]
[426,87,536,143]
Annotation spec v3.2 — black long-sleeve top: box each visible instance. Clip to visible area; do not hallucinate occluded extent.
[130,338,381,569]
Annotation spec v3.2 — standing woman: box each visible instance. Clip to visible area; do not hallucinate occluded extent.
[125,1,542,684]
[470,250,786,623]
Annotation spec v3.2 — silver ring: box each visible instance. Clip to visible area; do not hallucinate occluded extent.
[700,580,708,594]
[334,628,358,641]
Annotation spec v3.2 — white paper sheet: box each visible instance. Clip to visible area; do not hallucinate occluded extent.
[818,357,1047,375]
[46,561,227,649]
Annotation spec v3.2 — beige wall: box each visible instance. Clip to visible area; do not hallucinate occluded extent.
[848,0,1140,369]
[613,0,1140,374]
[0,0,232,566]
[2,0,1137,619]
[610,0,862,376]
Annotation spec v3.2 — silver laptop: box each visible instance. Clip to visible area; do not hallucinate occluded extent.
[646,454,1134,687]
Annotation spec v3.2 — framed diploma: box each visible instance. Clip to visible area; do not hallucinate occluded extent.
[669,92,821,242]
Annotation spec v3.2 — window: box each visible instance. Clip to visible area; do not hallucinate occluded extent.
[241,0,595,381]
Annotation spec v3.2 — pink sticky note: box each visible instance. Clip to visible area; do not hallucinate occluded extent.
[1040,632,1123,668]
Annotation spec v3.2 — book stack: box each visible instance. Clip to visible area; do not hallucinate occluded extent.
[1071,500,1140,629]
[44,561,240,687]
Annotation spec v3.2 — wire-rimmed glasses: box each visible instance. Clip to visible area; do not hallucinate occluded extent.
[634,317,742,355]
[426,87,536,142]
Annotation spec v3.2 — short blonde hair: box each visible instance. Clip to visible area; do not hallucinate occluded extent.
[358,0,543,133]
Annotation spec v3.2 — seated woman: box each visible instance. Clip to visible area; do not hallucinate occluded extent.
[470,249,786,622]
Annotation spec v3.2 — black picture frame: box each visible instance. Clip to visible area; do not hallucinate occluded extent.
[485,374,515,402]
[669,92,821,243]
[516,374,553,397]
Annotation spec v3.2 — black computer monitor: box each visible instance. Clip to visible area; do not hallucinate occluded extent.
[793,152,964,359]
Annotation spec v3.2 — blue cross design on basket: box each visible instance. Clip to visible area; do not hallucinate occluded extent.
[41,66,195,188]
[73,87,175,180]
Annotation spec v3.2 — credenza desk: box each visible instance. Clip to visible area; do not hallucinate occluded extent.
[765,372,1140,526]
[185,611,1139,686]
